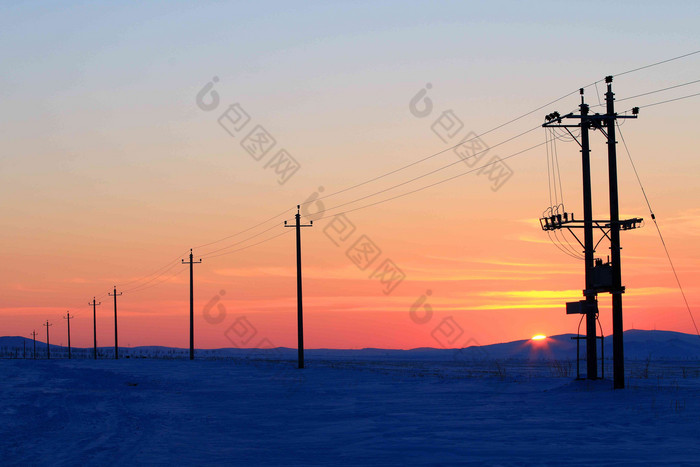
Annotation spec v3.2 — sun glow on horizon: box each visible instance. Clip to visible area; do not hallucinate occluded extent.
[531,334,547,341]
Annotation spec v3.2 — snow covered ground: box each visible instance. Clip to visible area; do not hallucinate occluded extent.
[2,356,699,465]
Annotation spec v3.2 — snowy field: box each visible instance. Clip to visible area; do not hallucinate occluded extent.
[2,357,700,465]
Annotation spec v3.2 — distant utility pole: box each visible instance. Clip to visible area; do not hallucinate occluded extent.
[89,297,101,359]
[64,311,73,359]
[182,249,201,360]
[43,320,53,359]
[108,287,122,360]
[31,330,37,359]
[541,76,641,389]
[285,205,313,369]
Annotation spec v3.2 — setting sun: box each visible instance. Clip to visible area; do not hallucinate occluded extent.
[531,335,547,341]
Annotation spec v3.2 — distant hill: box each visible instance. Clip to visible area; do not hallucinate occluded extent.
[1,329,699,361]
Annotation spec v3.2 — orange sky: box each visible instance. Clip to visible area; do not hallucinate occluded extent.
[1,2,699,349]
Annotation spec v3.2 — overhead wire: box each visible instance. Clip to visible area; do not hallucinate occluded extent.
[313,141,546,222]
[199,223,282,258]
[193,207,292,250]
[118,249,190,289]
[201,229,293,260]
[306,124,543,221]
[122,260,184,293]
[545,128,584,260]
[72,50,700,307]
[616,78,700,103]
[635,91,700,110]
[124,268,189,295]
[544,127,583,260]
[114,51,700,274]
[301,90,583,210]
[617,123,700,338]
[614,49,700,78]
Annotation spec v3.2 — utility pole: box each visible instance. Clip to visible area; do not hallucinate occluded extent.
[182,249,201,360]
[285,205,313,369]
[89,297,101,359]
[31,330,37,359]
[541,78,640,388]
[605,75,625,389]
[64,311,73,359]
[43,320,52,359]
[108,287,122,360]
[579,93,598,380]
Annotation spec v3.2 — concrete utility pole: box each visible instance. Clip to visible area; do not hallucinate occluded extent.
[182,249,201,360]
[108,287,122,359]
[43,320,53,359]
[604,76,626,390]
[31,330,37,359]
[285,205,313,369]
[64,311,73,359]
[579,95,598,379]
[89,298,101,359]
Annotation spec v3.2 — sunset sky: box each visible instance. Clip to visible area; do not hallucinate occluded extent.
[1,1,699,349]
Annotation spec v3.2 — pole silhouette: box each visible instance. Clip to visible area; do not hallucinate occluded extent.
[89,297,101,359]
[43,320,52,359]
[108,287,122,360]
[182,249,201,360]
[64,311,73,359]
[541,77,640,388]
[579,92,598,379]
[285,205,313,369]
[31,330,36,359]
[605,76,625,389]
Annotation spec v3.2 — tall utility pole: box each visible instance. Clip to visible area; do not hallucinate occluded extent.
[579,93,598,380]
[31,330,37,359]
[182,249,201,360]
[64,311,73,359]
[285,205,313,369]
[108,287,122,360]
[605,76,625,390]
[89,297,101,359]
[541,77,640,388]
[43,320,52,359]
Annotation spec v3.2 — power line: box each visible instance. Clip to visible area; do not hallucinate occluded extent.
[199,223,281,257]
[118,250,190,289]
[617,123,700,338]
[304,91,582,209]
[636,91,700,109]
[123,268,189,294]
[63,50,700,316]
[310,125,542,221]
[108,51,700,278]
[122,261,183,293]
[616,78,700,103]
[590,78,700,110]
[315,141,545,222]
[614,49,700,78]
[544,128,583,260]
[201,230,293,260]
[193,208,292,250]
